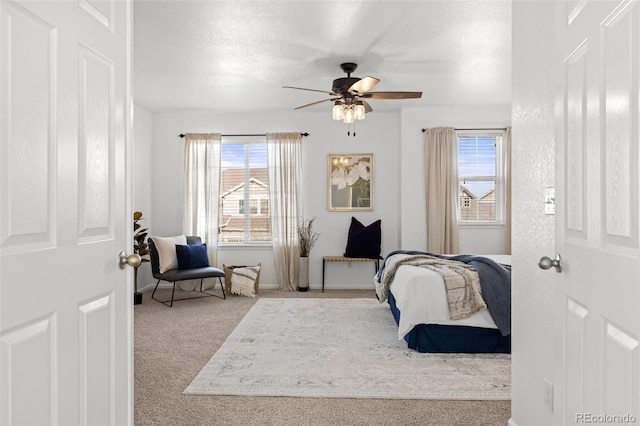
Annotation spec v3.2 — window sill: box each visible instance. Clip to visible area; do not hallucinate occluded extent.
[458,222,505,229]
[218,243,272,250]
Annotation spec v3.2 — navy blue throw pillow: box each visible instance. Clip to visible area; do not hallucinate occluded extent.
[175,244,210,269]
[343,217,381,259]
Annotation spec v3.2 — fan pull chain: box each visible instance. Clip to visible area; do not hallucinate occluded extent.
[347,122,357,137]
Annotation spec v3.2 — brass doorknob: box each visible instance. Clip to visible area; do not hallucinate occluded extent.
[119,251,141,269]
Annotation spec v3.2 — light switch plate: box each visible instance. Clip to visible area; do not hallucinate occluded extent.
[544,187,555,215]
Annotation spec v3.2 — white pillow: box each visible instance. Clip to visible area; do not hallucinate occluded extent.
[152,235,187,273]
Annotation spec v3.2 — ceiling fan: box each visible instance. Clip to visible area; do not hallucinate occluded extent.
[283,62,422,135]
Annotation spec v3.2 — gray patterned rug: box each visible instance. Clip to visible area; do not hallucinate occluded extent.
[183,298,511,400]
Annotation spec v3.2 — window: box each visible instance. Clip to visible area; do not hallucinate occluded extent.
[457,132,504,223]
[219,139,271,243]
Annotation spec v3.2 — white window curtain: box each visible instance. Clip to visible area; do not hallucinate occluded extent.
[267,132,302,291]
[503,127,512,254]
[424,127,460,253]
[182,133,221,290]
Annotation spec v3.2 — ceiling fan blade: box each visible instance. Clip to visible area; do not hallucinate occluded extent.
[294,97,341,110]
[348,76,380,94]
[363,91,423,99]
[283,85,337,96]
[362,100,373,113]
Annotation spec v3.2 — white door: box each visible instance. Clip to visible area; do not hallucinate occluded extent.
[555,0,640,423]
[0,0,133,425]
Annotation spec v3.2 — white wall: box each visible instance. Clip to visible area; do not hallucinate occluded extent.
[133,105,153,289]
[511,1,556,425]
[134,105,512,289]
[149,110,400,290]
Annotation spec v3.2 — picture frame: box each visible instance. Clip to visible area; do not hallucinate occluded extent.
[328,153,374,211]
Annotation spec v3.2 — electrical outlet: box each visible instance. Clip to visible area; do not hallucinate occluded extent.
[544,378,554,412]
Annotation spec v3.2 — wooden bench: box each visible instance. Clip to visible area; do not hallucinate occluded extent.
[321,256,381,293]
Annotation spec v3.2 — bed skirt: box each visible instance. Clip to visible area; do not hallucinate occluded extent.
[388,292,511,354]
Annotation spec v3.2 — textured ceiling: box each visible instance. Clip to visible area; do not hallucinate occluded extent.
[134,1,511,114]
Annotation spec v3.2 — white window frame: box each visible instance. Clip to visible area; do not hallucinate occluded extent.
[219,136,271,246]
[456,130,506,225]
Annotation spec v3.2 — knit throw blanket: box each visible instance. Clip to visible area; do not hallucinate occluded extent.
[375,251,511,336]
[375,253,486,321]
[231,266,260,297]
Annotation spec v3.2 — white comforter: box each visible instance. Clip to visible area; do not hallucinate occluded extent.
[386,254,511,340]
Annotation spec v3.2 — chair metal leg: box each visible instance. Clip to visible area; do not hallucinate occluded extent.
[152,277,226,306]
[218,277,226,299]
[169,282,176,307]
[151,279,162,302]
[198,277,226,300]
[151,279,176,307]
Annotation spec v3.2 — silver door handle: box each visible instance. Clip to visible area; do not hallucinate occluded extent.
[119,251,141,269]
[538,254,562,273]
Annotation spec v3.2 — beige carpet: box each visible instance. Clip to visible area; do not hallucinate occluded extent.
[135,288,511,425]
[184,298,510,400]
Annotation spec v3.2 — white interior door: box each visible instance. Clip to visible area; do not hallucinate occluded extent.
[0,0,132,425]
[555,0,640,423]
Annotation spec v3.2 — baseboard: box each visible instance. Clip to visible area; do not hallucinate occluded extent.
[137,282,156,293]
[508,418,517,426]
[138,282,374,292]
[320,285,376,290]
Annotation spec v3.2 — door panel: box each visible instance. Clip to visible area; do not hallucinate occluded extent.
[602,321,639,413]
[0,0,132,425]
[0,1,56,253]
[564,39,588,241]
[78,43,114,241]
[0,316,55,425]
[79,294,115,425]
[564,297,587,418]
[556,0,640,422]
[602,2,639,252]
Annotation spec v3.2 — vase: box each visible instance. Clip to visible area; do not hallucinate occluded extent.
[298,257,309,292]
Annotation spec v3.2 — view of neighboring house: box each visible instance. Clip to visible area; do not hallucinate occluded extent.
[459,185,496,221]
[219,167,271,242]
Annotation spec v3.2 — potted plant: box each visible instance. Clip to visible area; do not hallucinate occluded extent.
[133,211,151,304]
[297,218,319,292]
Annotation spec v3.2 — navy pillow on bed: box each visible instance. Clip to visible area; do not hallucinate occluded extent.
[175,243,210,269]
[343,217,382,259]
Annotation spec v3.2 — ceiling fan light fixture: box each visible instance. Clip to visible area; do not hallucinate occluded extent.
[284,62,422,136]
[354,102,366,120]
[343,106,355,124]
[332,101,344,120]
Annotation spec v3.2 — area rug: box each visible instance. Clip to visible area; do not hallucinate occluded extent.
[183,298,511,400]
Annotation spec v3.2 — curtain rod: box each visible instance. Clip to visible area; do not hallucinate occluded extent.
[421,127,506,132]
[179,132,309,138]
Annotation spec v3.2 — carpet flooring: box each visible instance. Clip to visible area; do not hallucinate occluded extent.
[184,298,510,400]
[135,288,512,425]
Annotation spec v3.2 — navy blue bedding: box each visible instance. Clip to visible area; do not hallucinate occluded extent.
[388,292,511,353]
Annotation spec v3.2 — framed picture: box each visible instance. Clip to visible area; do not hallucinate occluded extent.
[328,153,374,211]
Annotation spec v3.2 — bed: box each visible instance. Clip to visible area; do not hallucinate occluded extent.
[374,251,511,354]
